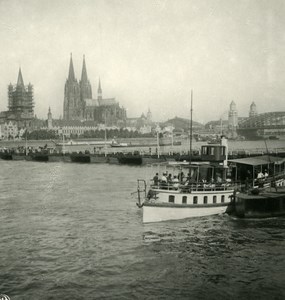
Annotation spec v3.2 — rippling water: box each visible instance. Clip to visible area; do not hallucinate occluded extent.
[0,161,284,299]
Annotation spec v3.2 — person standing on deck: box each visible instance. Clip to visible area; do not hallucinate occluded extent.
[153,173,159,187]
[173,175,179,190]
[161,173,167,189]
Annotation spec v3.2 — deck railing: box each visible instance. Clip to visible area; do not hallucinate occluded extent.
[151,181,239,193]
[150,172,285,193]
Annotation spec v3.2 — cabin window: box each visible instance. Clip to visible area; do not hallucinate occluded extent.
[221,195,225,203]
[210,147,215,155]
[193,196,198,204]
[202,147,207,154]
[213,196,217,203]
[204,196,208,204]
[182,196,187,204]
[169,195,175,203]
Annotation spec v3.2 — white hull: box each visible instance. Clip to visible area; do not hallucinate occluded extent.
[143,203,228,223]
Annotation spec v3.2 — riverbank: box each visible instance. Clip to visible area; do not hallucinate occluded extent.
[1,137,285,156]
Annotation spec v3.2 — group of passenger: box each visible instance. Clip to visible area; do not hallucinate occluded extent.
[152,171,227,191]
[257,170,269,180]
[153,172,180,190]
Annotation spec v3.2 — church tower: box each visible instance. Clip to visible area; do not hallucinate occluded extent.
[79,55,92,102]
[146,108,152,124]
[228,101,238,129]
[228,101,238,138]
[63,54,82,120]
[97,78,102,101]
[47,107,53,129]
[8,68,34,119]
[249,101,257,117]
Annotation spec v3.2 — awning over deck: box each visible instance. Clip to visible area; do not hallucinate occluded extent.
[228,155,285,166]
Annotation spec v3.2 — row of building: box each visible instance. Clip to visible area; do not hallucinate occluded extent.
[0,55,153,139]
[0,54,284,140]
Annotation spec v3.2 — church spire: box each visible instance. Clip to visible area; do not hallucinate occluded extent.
[98,78,102,100]
[17,67,24,86]
[68,53,76,81]
[81,54,88,82]
[98,78,102,93]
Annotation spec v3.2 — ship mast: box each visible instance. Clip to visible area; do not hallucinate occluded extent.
[189,90,193,164]
[104,111,107,157]
[25,123,28,156]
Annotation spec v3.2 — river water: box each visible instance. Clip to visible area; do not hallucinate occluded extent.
[0,161,285,299]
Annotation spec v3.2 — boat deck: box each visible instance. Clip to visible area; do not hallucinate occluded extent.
[237,187,285,200]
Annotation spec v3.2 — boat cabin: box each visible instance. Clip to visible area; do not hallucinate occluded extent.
[201,144,227,162]
[228,155,285,188]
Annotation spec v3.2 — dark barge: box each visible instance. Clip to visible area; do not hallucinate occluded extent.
[233,187,285,218]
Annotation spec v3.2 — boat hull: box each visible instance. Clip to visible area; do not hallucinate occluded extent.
[70,154,91,163]
[141,186,234,223]
[48,154,71,162]
[0,153,13,160]
[90,154,108,163]
[141,155,167,164]
[12,154,26,160]
[31,154,49,162]
[143,203,228,223]
[107,155,120,164]
[118,155,142,165]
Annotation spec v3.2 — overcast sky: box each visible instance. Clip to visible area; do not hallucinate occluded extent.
[0,0,284,123]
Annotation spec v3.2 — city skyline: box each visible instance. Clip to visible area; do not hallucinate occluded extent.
[0,0,285,123]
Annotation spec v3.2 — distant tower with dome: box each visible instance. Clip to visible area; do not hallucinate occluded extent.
[228,101,238,138]
[249,102,258,117]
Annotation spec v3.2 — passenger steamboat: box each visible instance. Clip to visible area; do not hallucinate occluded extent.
[135,139,285,223]
[135,136,237,223]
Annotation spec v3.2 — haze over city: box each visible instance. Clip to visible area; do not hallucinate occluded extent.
[0,0,284,123]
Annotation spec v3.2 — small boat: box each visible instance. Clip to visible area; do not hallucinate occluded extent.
[53,139,112,146]
[268,135,279,140]
[138,164,234,223]
[136,154,235,223]
[110,140,128,147]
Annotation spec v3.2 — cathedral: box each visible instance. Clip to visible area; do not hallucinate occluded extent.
[63,54,126,126]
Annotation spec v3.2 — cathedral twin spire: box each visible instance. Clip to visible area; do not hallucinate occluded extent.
[66,53,102,98]
[67,53,90,84]
[68,53,76,81]
[81,55,88,83]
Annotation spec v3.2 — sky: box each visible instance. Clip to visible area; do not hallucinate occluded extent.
[0,0,284,124]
